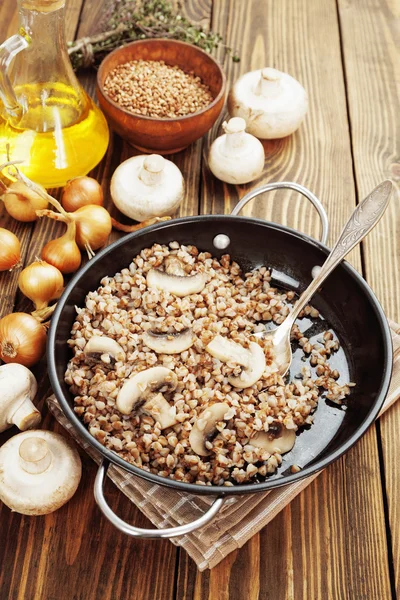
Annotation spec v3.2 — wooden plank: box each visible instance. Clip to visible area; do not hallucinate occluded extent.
[0,1,212,599]
[176,0,392,598]
[202,0,361,269]
[337,0,400,596]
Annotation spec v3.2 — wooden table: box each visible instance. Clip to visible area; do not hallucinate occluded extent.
[1,0,399,598]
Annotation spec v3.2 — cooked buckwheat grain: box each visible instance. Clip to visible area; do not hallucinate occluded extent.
[65,243,352,486]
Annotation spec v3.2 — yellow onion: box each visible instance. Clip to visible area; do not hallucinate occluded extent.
[0,313,47,367]
[0,228,21,271]
[61,176,104,212]
[1,181,48,222]
[37,205,112,258]
[71,205,112,253]
[41,221,82,274]
[19,260,64,311]
[12,172,110,259]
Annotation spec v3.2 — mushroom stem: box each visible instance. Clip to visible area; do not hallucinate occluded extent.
[139,155,165,187]
[255,68,282,97]
[18,437,52,474]
[222,118,247,151]
[10,398,41,431]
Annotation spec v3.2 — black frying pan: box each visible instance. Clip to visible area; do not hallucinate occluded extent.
[48,183,392,538]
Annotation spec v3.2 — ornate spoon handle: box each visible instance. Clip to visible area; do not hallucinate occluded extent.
[275,180,392,343]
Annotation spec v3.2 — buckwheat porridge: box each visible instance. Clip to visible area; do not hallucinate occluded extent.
[65,242,353,486]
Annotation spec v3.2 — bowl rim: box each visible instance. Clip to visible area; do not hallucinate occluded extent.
[48,215,393,496]
[96,38,227,123]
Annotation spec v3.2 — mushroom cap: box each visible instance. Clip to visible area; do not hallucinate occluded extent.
[228,341,266,389]
[228,68,308,139]
[143,328,194,355]
[0,363,38,433]
[251,424,296,455]
[84,335,126,366]
[143,392,178,429]
[206,335,251,367]
[189,402,231,456]
[116,366,178,415]
[146,269,207,297]
[208,128,265,184]
[206,336,267,389]
[0,430,82,515]
[110,154,184,222]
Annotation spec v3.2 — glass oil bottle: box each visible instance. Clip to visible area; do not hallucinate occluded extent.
[0,0,109,188]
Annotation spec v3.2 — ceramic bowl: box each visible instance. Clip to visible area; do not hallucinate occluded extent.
[97,39,226,154]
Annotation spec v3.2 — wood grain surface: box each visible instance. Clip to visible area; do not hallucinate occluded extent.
[338,0,400,596]
[0,0,398,599]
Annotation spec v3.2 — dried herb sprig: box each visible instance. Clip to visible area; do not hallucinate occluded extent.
[68,0,240,70]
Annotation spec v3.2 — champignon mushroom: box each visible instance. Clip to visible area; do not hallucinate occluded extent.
[228,342,266,389]
[146,268,206,297]
[164,255,186,276]
[142,392,178,429]
[0,363,41,433]
[205,335,266,389]
[116,366,178,429]
[84,335,125,367]
[0,430,82,515]
[251,422,296,454]
[206,335,251,367]
[143,328,194,354]
[189,402,231,456]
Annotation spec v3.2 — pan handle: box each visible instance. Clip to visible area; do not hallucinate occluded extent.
[231,182,329,245]
[94,458,225,538]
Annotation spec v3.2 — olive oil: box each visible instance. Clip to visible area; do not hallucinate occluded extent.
[0,82,109,188]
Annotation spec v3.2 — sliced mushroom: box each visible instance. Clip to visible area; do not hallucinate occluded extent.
[164,255,186,276]
[147,268,206,297]
[189,402,230,456]
[143,327,194,354]
[206,335,251,367]
[228,342,266,389]
[143,392,178,429]
[116,366,178,416]
[206,335,266,389]
[84,335,125,367]
[251,422,296,454]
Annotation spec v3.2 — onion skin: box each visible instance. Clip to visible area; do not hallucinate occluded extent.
[2,181,48,222]
[0,313,47,367]
[37,198,111,259]
[41,221,82,275]
[18,261,64,311]
[71,205,112,251]
[61,177,104,212]
[0,228,21,271]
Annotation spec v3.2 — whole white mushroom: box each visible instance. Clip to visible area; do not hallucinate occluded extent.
[208,117,265,184]
[0,430,82,515]
[110,154,184,222]
[0,363,41,433]
[228,67,308,139]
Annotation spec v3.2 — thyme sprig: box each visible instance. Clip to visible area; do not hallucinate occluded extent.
[68,0,240,70]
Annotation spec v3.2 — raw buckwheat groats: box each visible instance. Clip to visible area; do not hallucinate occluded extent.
[103,60,214,118]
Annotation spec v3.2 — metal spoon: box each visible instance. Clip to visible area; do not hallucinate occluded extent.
[255,180,393,376]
